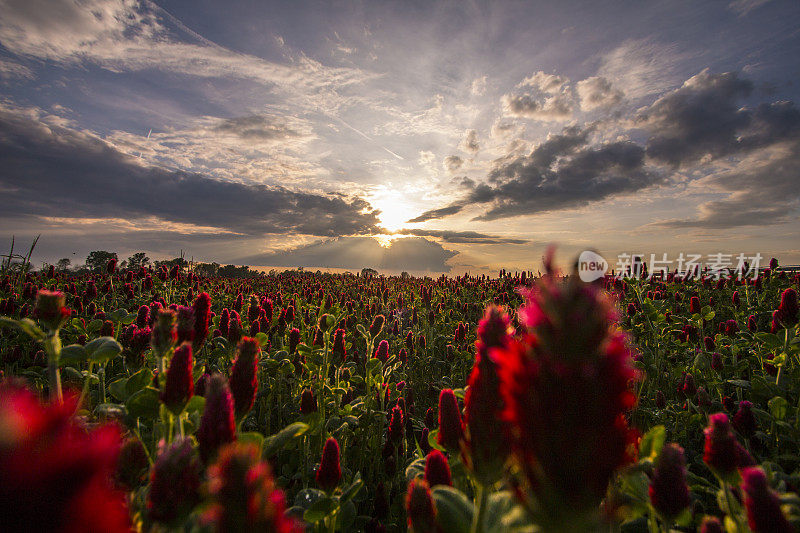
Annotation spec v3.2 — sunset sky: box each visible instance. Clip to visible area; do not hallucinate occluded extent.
[1,0,799,275]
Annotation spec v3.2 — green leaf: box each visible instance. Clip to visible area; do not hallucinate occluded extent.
[483,490,530,532]
[339,474,363,504]
[639,425,666,461]
[255,332,270,347]
[431,486,474,533]
[0,316,46,340]
[108,308,128,323]
[768,397,788,421]
[756,332,782,348]
[108,377,129,402]
[405,457,426,483]
[356,324,367,338]
[263,422,309,457]
[303,497,336,523]
[239,431,265,452]
[185,395,206,415]
[87,319,103,333]
[293,487,326,510]
[126,387,161,419]
[60,344,88,365]
[84,336,122,363]
[726,379,751,389]
[427,428,444,452]
[125,368,153,397]
[366,357,382,376]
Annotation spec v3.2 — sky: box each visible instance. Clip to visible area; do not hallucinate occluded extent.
[0,0,799,275]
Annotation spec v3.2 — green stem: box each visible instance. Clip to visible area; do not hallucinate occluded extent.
[99,363,107,404]
[44,332,63,403]
[471,483,487,533]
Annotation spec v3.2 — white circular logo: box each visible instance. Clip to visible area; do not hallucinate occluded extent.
[578,250,608,282]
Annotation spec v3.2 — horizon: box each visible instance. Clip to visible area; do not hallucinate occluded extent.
[1,0,799,275]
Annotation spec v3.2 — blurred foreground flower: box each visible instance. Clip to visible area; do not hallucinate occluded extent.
[0,382,130,533]
[493,260,638,529]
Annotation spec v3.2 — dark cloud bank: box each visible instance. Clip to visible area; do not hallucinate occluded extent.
[0,107,381,237]
[237,236,458,273]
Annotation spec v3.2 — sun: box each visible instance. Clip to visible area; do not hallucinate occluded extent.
[369,189,416,233]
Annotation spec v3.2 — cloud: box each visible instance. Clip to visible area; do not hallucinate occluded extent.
[418,150,436,166]
[501,92,573,121]
[393,228,528,244]
[598,39,684,99]
[409,125,658,222]
[728,0,771,16]
[0,0,372,104]
[576,76,623,111]
[407,204,467,223]
[636,69,800,228]
[461,129,480,153]
[471,76,487,96]
[0,104,382,237]
[655,139,800,229]
[0,57,34,80]
[213,115,303,142]
[518,71,568,94]
[237,236,458,273]
[638,69,800,167]
[443,155,463,172]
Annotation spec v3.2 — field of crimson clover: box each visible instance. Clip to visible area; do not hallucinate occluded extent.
[1,254,800,532]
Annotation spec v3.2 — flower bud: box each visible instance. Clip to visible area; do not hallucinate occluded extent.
[740,466,794,533]
[161,342,194,414]
[147,438,202,525]
[34,290,70,331]
[316,437,342,493]
[703,413,739,480]
[424,450,452,487]
[197,374,236,463]
[406,479,437,533]
[301,388,317,415]
[229,337,259,420]
[436,389,463,451]
[649,443,691,521]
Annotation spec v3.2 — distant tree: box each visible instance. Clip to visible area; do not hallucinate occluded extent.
[400,271,411,279]
[86,251,117,273]
[126,252,150,270]
[194,262,220,277]
[56,258,71,272]
[154,257,188,270]
[361,267,378,278]
[218,264,259,279]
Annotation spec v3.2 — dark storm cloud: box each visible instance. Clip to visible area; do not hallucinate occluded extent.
[0,107,381,237]
[656,139,800,228]
[237,236,458,273]
[474,138,654,220]
[637,69,800,167]
[638,70,755,166]
[214,115,302,141]
[393,228,528,244]
[407,204,467,223]
[409,125,656,222]
[639,69,800,228]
